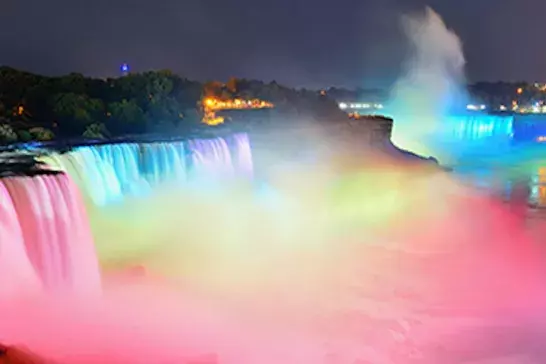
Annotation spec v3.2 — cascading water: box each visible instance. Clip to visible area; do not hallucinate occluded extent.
[188,137,235,180]
[0,181,41,297]
[42,135,251,206]
[95,143,151,197]
[2,130,546,363]
[0,134,252,298]
[444,114,514,141]
[46,148,123,206]
[0,171,101,295]
[385,7,521,171]
[140,141,186,185]
[231,133,254,178]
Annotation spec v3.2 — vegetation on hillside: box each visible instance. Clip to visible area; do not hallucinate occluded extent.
[0,67,343,144]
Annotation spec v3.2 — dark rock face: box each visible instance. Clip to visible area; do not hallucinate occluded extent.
[0,344,52,364]
[0,154,61,178]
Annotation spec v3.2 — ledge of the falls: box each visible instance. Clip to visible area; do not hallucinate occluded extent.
[379,139,452,171]
[0,153,60,178]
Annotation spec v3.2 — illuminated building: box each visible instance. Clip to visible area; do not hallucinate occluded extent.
[201,97,274,125]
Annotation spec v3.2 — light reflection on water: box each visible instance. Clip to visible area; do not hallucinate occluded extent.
[454,154,546,211]
[530,167,546,207]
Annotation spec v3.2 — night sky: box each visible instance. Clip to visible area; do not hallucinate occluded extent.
[0,0,543,88]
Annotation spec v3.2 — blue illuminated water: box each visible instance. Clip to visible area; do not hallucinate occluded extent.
[443,114,514,141]
[93,143,147,196]
[47,135,253,206]
[141,142,186,185]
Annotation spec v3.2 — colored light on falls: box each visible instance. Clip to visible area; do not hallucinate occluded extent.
[392,113,515,164]
[40,134,252,206]
[3,133,546,362]
[0,173,100,296]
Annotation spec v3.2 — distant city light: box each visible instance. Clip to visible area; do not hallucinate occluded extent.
[517,87,523,95]
[338,102,383,110]
[466,104,486,111]
[499,105,507,111]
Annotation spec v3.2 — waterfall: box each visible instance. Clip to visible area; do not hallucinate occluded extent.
[141,141,186,185]
[444,114,514,141]
[94,143,151,197]
[187,137,235,180]
[45,148,123,206]
[43,135,252,206]
[0,133,253,299]
[231,133,254,178]
[0,172,101,295]
[0,182,41,297]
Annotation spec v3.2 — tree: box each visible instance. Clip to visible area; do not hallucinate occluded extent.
[144,70,174,98]
[28,127,54,141]
[203,81,223,98]
[17,130,32,142]
[53,93,104,136]
[0,120,17,143]
[226,77,238,94]
[58,73,87,94]
[145,96,182,129]
[107,99,146,135]
[83,123,109,139]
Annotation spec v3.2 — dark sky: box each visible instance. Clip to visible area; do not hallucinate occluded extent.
[0,0,543,88]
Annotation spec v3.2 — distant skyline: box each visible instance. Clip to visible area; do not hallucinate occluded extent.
[0,0,543,88]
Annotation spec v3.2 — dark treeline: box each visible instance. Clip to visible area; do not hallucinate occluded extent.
[0,67,343,144]
[0,65,540,144]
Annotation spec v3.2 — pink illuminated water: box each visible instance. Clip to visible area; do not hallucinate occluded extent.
[2,149,546,363]
[0,173,100,296]
[0,182,40,297]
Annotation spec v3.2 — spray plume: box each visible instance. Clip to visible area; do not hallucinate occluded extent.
[388,7,468,161]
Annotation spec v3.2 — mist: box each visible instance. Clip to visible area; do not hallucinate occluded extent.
[388,7,468,160]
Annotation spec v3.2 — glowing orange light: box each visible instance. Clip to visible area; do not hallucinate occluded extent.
[201,97,273,125]
[517,88,523,95]
[203,115,225,126]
